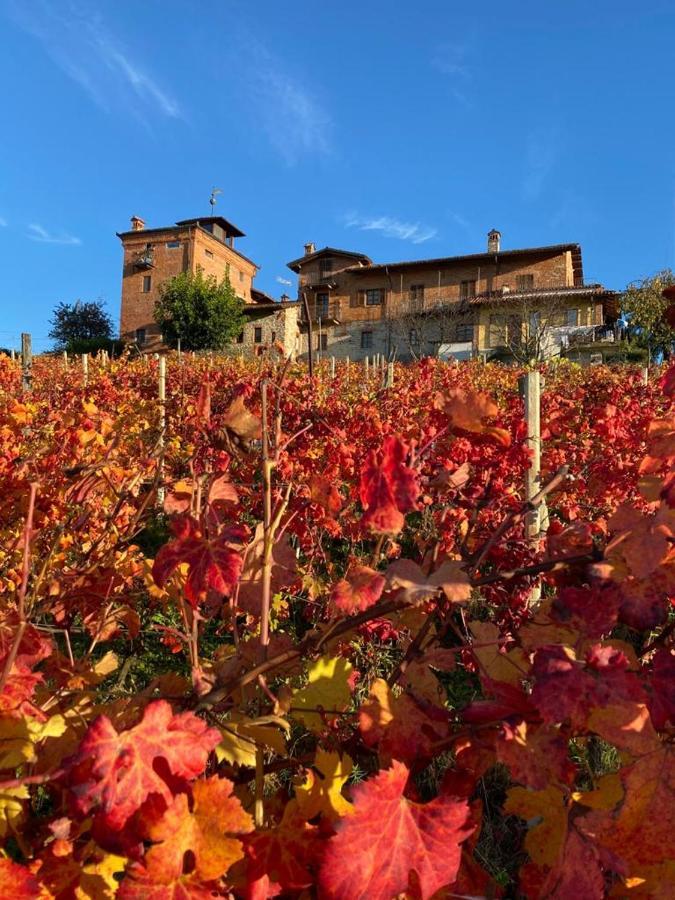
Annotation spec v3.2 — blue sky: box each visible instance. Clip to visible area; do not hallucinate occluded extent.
[1,0,674,350]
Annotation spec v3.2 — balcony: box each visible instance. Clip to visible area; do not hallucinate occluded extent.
[303,274,337,289]
[133,247,155,269]
[299,298,341,326]
[558,324,616,349]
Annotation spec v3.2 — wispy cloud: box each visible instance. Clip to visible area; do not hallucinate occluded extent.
[27,224,81,246]
[431,42,470,78]
[276,276,292,286]
[239,37,331,165]
[344,212,438,245]
[449,212,471,231]
[523,128,559,201]
[0,217,7,228]
[5,0,180,120]
[431,42,473,107]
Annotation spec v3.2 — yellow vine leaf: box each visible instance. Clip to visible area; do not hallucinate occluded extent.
[295,749,354,822]
[0,714,66,769]
[75,852,126,899]
[215,714,288,767]
[0,785,29,838]
[504,785,567,869]
[292,655,354,732]
[469,622,529,686]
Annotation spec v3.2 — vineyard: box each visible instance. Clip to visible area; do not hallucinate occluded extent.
[0,352,673,898]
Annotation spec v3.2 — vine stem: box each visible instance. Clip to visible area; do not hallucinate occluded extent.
[470,465,569,573]
[0,482,38,694]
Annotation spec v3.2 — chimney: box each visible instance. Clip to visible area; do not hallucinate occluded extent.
[304,241,316,256]
[130,216,146,232]
[487,229,501,253]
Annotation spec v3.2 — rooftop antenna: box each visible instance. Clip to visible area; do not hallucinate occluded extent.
[209,187,222,215]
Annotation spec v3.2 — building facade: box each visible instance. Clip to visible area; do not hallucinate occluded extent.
[117,215,298,354]
[288,231,617,362]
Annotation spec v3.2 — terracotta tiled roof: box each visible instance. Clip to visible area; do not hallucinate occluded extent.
[175,216,245,237]
[286,247,372,272]
[466,283,615,305]
[341,243,582,276]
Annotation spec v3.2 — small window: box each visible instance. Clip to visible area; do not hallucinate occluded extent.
[516,274,535,290]
[271,331,277,344]
[350,292,362,308]
[409,328,419,344]
[142,275,152,293]
[135,327,146,345]
[365,288,384,306]
[489,315,509,346]
[254,327,263,343]
[239,270,244,282]
[317,333,328,351]
[459,280,476,299]
[317,293,329,318]
[205,249,214,258]
[361,330,373,349]
[567,308,580,326]
[236,331,244,344]
[410,284,425,302]
[166,240,180,249]
[454,323,473,342]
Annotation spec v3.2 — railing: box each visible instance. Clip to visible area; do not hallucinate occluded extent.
[299,299,342,325]
[133,248,155,269]
[558,325,615,348]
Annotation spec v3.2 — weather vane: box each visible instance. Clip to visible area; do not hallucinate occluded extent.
[209,187,222,214]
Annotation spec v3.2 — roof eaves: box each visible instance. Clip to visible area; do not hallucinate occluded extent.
[286,246,372,272]
[341,243,581,275]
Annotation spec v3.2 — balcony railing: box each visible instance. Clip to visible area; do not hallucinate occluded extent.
[133,247,155,269]
[299,298,341,325]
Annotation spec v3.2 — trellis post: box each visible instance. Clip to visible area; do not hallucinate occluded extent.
[21,333,32,394]
[157,355,166,505]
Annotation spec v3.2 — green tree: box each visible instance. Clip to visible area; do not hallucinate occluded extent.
[49,299,114,351]
[622,269,675,361]
[154,269,245,351]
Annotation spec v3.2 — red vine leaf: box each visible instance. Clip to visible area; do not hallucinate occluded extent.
[0,859,44,899]
[359,436,420,535]
[66,700,220,830]
[319,760,474,900]
[330,564,386,615]
[122,775,253,891]
[434,388,511,446]
[152,514,249,606]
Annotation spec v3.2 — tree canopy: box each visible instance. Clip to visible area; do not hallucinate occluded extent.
[49,300,114,352]
[154,269,245,351]
[621,268,675,360]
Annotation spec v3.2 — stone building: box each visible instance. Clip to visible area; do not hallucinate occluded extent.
[288,231,617,362]
[117,215,298,354]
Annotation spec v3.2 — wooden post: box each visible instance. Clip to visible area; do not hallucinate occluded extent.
[330,356,335,379]
[82,353,88,387]
[177,337,182,361]
[157,355,166,505]
[519,371,542,539]
[63,350,68,370]
[642,367,649,386]
[386,361,394,389]
[519,370,544,602]
[365,356,369,379]
[21,333,32,394]
[10,348,15,361]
